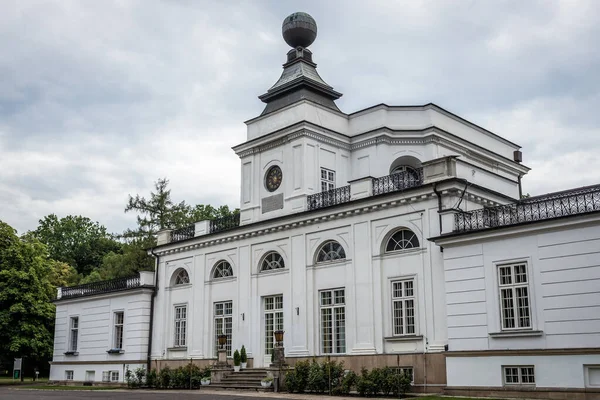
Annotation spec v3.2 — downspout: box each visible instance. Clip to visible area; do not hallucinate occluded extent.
[147,247,160,372]
[518,174,523,199]
[432,183,443,234]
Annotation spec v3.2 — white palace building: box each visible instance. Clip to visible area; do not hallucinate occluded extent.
[49,12,600,399]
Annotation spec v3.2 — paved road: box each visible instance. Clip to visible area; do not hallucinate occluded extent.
[0,388,294,400]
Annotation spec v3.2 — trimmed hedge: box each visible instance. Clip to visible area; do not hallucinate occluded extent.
[285,360,411,397]
[126,364,211,389]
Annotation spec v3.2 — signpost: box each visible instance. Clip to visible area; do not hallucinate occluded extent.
[13,358,22,382]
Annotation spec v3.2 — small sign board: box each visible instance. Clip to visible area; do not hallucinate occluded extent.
[13,358,22,381]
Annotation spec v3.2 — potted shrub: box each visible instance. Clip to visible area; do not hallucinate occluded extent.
[200,376,211,386]
[233,349,241,372]
[261,375,273,388]
[240,345,247,369]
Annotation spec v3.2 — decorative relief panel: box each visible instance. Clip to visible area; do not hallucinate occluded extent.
[262,193,284,213]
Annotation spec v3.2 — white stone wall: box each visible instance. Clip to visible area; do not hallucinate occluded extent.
[151,196,449,367]
[438,216,600,389]
[50,289,153,382]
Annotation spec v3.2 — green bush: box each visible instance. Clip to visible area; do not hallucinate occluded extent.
[125,366,146,388]
[233,349,241,366]
[336,369,357,396]
[240,345,247,363]
[284,360,310,393]
[356,367,377,397]
[157,366,171,389]
[201,366,212,379]
[146,369,157,388]
[307,360,327,393]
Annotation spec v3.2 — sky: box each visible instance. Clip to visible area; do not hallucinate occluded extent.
[1,0,599,235]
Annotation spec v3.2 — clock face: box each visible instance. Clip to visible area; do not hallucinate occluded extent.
[265,166,283,192]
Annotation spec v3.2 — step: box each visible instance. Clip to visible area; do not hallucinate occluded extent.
[206,384,273,391]
[222,377,266,382]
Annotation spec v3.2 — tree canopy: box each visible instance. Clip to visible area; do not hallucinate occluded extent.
[26,214,121,275]
[0,220,55,367]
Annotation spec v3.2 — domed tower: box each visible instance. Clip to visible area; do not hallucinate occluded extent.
[258,12,342,115]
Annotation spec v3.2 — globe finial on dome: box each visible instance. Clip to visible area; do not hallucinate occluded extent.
[282,12,317,48]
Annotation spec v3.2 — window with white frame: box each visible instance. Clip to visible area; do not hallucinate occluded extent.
[174,305,187,347]
[391,279,416,335]
[264,295,284,356]
[316,240,346,264]
[110,371,119,382]
[212,260,234,279]
[385,229,419,252]
[214,301,233,357]
[260,252,285,272]
[391,367,414,384]
[65,370,74,381]
[498,263,531,330]
[113,311,124,350]
[503,366,535,385]
[320,168,335,192]
[69,317,79,351]
[320,288,346,354]
[174,269,190,285]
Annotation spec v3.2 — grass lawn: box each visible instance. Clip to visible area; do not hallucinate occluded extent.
[0,377,49,385]
[409,397,501,400]
[18,385,121,391]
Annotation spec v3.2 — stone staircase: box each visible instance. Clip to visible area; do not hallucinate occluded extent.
[208,368,273,391]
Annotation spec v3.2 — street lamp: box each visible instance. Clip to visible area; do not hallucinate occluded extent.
[218,334,227,350]
[274,330,284,347]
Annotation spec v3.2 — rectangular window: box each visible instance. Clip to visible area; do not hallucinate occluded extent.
[498,263,531,330]
[264,295,284,356]
[214,301,233,357]
[503,366,535,385]
[113,311,124,350]
[65,370,74,381]
[391,367,414,384]
[69,317,79,351]
[320,288,346,354]
[392,279,416,335]
[320,168,335,192]
[102,371,110,382]
[110,371,119,382]
[174,305,187,347]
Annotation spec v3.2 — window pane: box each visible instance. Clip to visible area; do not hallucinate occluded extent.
[501,288,515,329]
[405,299,415,334]
[499,266,512,285]
[404,281,414,297]
[334,289,345,304]
[321,308,332,354]
[334,307,346,353]
[504,367,519,383]
[521,367,535,383]
[514,264,527,284]
[393,282,402,298]
[516,287,530,328]
[321,291,332,306]
[393,300,404,335]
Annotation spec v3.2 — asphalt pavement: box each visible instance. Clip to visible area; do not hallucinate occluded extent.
[0,388,295,400]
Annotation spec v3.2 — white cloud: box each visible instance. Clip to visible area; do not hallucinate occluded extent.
[0,0,599,234]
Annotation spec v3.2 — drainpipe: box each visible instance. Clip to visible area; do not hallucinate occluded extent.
[147,247,160,372]
[432,183,443,234]
[518,174,523,199]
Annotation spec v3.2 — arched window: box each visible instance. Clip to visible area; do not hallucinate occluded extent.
[391,165,420,182]
[385,229,420,252]
[173,269,190,285]
[316,240,346,264]
[213,260,233,279]
[260,252,285,271]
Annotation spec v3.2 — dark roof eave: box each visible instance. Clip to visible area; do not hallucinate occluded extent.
[259,78,342,103]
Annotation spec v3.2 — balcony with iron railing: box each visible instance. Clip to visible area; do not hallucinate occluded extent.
[209,213,241,234]
[454,184,600,233]
[372,168,424,196]
[170,225,195,242]
[56,274,146,300]
[307,185,351,210]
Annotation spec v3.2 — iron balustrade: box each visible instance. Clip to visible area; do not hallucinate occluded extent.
[454,184,600,232]
[170,225,195,242]
[372,168,424,196]
[307,185,351,210]
[209,213,241,234]
[59,275,141,300]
